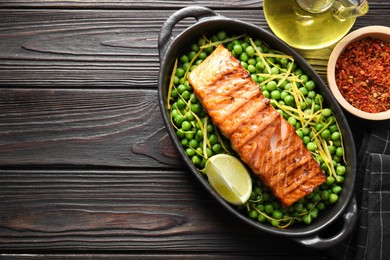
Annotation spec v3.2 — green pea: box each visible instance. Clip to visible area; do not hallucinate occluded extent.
[212,143,222,153]
[199,51,207,60]
[307,142,317,152]
[245,46,255,57]
[310,208,319,219]
[305,80,316,90]
[308,90,316,98]
[280,58,289,67]
[196,129,203,141]
[248,58,256,65]
[258,214,266,222]
[271,90,281,100]
[300,128,309,136]
[190,43,199,52]
[174,114,185,126]
[186,148,195,157]
[181,138,188,146]
[181,90,191,100]
[300,101,307,110]
[176,129,185,139]
[204,46,214,54]
[185,131,194,140]
[192,155,201,165]
[217,31,227,40]
[303,136,311,144]
[208,134,218,145]
[300,74,309,83]
[315,94,324,105]
[264,203,274,214]
[326,176,335,186]
[306,97,313,106]
[287,117,297,126]
[321,129,331,139]
[316,202,326,211]
[266,81,277,91]
[329,124,338,133]
[322,108,332,118]
[272,210,283,220]
[251,74,258,82]
[333,140,342,147]
[328,145,336,155]
[336,147,344,157]
[332,186,342,195]
[336,165,346,175]
[206,124,214,133]
[262,90,270,98]
[302,214,312,225]
[181,121,192,131]
[233,45,243,55]
[333,155,341,163]
[249,210,258,219]
[175,68,185,78]
[316,155,324,164]
[336,175,344,184]
[294,203,304,213]
[176,100,186,110]
[191,103,202,114]
[270,67,280,75]
[299,87,308,96]
[296,130,304,139]
[189,139,198,148]
[240,52,249,62]
[177,84,187,94]
[315,123,324,132]
[331,131,341,141]
[321,190,330,201]
[247,64,256,73]
[320,162,328,171]
[284,95,295,106]
[256,61,265,71]
[329,194,338,204]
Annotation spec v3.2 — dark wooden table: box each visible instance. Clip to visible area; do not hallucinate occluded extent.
[0,1,389,259]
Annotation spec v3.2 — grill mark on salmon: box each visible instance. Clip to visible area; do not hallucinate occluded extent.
[188,44,326,207]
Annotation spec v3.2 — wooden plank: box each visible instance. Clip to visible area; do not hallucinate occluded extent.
[0,8,388,87]
[0,169,320,257]
[0,255,322,260]
[2,0,264,9]
[0,0,388,9]
[0,88,181,167]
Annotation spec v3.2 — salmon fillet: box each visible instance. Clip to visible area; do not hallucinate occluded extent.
[188,44,326,207]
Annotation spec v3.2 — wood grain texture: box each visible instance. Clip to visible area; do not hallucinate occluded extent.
[0,0,264,9]
[0,8,388,87]
[0,169,319,258]
[0,88,181,167]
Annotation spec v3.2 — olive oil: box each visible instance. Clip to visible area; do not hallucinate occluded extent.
[263,0,356,49]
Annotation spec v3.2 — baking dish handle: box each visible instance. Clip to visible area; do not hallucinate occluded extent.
[158,6,219,61]
[293,196,358,250]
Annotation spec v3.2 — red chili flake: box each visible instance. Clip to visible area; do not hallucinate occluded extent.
[335,37,390,113]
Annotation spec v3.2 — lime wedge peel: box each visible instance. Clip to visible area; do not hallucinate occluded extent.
[205,154,252,206]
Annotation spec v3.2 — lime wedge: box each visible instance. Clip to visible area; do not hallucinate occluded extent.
[205,154,252,205]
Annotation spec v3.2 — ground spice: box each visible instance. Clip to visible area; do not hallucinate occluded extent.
[335,37,390,113]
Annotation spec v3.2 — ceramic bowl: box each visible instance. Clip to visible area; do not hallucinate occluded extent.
[327,26,390,120]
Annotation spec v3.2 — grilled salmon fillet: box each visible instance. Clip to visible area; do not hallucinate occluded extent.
[188,45,326,207]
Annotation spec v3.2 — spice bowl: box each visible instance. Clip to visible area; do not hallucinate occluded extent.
[327,25,390,120]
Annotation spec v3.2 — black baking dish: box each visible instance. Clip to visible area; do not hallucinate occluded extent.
[157,6,357,249]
